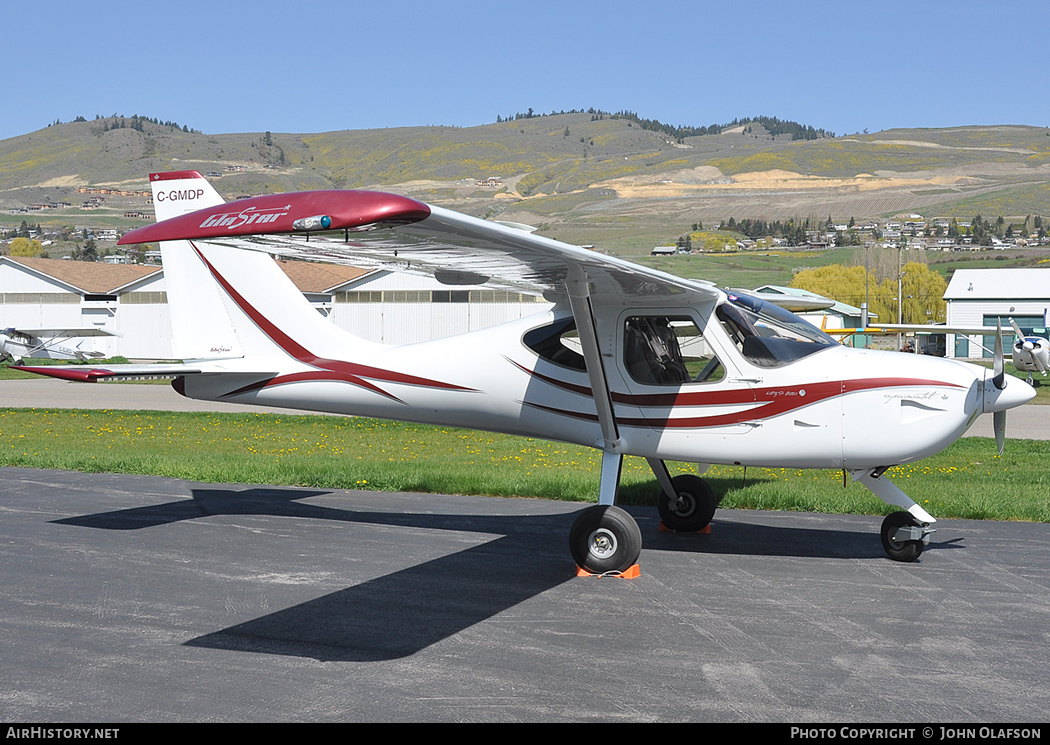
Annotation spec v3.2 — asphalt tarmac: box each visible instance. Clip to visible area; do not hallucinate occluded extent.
[2,467,1049,722]
[2,379,1049,722]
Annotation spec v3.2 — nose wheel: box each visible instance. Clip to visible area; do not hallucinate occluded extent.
[880,511,931,562]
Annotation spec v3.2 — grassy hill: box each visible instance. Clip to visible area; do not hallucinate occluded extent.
[3,115,1050,258]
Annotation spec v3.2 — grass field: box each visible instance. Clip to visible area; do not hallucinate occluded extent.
[1,408,1046,522]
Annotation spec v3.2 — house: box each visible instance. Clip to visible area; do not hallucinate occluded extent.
[325,267,550,345]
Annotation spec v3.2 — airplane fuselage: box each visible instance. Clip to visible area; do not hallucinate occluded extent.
[174,308,1007,472]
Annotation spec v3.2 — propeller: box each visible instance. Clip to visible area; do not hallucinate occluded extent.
[993,318,1006,455]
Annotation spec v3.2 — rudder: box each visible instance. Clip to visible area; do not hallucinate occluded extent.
[150,171,240,360]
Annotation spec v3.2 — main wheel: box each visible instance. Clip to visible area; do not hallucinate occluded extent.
[881,511,925,562]
[657,474,717,532]
[569,505,642,574]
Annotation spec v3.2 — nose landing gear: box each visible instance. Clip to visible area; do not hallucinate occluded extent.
[880,510,932,562]
[853,469,936,562]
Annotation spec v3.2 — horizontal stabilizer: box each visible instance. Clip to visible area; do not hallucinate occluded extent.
[12,364,205,383]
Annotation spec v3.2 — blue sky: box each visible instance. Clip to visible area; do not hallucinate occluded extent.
[4,0,1048,141]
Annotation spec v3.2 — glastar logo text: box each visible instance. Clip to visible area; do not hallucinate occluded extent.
[199,205,292,230]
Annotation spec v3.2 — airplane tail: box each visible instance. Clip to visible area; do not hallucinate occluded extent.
[149,171,378,363]
[150,171,240,360]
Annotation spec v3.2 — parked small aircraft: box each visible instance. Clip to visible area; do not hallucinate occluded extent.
[1008,318,1050,382]
[15,172,1036,572]
[0,326,115,364]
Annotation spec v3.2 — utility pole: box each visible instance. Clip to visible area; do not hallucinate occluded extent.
[897,246,904,351]
[861,244,870,349]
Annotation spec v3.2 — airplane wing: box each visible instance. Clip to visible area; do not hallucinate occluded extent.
[115,188,726,452]
[117,191,722,305]
[826,323,1007,337]
[729,289,834,313]
[9,327,120,339]
[864,324,1001,335]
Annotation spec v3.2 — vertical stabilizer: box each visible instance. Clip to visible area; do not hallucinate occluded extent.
[150,171,241,360]
[150,171,225,221]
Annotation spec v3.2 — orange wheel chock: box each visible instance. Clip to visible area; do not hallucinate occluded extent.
[575,563,641,579]
[658,522,711,534]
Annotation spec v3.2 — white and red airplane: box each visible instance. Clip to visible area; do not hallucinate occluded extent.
[15,171,1036,573]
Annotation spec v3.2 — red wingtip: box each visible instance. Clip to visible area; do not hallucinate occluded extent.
[119,190,430,245]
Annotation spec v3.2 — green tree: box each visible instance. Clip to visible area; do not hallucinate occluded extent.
[72,237,98,262]
[8,237,43,257]
[899,262,947,323]
[791,264,892,321]
[790,262,946,326]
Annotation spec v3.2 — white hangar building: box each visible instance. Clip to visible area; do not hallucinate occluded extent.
[945,268,1050,359]
[0,257,169,358]
[0,256,551,360]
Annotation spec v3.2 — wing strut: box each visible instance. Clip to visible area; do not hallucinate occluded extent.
[565,266,623,506]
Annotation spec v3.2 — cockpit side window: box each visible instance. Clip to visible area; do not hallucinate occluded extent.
[624,315,724,386]
[716,294,837,368]
[523,317,587,371]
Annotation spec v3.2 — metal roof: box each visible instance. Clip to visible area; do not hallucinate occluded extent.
[945,269,1050,300]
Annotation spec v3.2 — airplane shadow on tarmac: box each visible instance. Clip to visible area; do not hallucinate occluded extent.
[52,486,963,661]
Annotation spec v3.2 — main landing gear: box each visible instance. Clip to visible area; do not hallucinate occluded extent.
[569,456,718,576]
[570,459,936,571]
[569,505,643,575]
[657,473,718,533]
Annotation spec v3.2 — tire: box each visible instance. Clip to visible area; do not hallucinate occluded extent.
[657,474,717,532]
[569,505,643,574]
[881,511,925,562]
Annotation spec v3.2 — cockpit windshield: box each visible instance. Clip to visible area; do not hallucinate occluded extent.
[717,293,838,368]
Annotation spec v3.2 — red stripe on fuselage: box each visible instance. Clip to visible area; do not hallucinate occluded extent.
[513,357,962,429]
[189,243,473,398]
